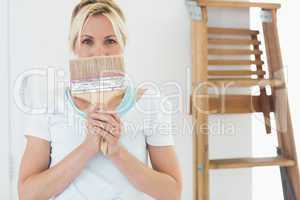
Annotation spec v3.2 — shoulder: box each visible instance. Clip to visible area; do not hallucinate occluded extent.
[22,77,69,142]
[135,87,173,117]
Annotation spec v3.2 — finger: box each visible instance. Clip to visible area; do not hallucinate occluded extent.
[86,123,97,135]
[94,111,118,124]
[86,120,103,136]
[93,119,121,138]
[86,114,118,137]
[94,126,118,145]
[90,119,116,137]
[90,113,119,127]
[88,113,107,124]
[110,113,121,124]
[94,108,119,119]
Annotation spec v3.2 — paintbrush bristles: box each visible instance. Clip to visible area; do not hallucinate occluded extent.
[69,55,125,81]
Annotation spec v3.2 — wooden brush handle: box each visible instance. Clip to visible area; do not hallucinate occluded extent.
[99,137,109,155]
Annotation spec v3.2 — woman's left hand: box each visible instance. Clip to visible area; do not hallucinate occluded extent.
[89,110,123,158]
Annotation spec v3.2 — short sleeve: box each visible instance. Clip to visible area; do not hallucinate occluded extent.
[23,113,50,141]
[143,90,175,146]
[22,76,51,142]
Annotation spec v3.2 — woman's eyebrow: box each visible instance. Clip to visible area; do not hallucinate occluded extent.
[80,34,93,39]
[104,35,116,39]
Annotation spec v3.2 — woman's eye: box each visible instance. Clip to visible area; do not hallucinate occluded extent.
[81,39,93,45]
[105,39,117,46]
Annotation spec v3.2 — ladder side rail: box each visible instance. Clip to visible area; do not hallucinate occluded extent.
[262,8,300,199]
[188,1,209,199]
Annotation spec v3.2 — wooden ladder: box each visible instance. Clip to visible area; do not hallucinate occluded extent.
[186,1,300,200]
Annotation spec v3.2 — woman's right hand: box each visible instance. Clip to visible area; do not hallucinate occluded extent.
[82,103,118,156]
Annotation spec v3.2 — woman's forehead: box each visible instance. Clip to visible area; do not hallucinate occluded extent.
[81,15,115,37]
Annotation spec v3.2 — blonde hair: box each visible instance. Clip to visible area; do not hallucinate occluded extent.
[69,0,128,52]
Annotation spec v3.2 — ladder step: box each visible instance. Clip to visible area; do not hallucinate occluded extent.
[208,94,273,114]
[208,27,259,36]
[208,70,265,76]
[208,38,261,46]
[199,1,281,10]
[209,60,264,66]
[208,48,263,55]
[190,95,274,114]
[210,157,295,169]
[207,78,284,88]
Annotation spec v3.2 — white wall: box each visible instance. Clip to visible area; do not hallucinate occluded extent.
[0,0,12,199]
[1,1,253,199]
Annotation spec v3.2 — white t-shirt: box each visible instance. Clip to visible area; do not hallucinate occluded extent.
[23,83,175,200]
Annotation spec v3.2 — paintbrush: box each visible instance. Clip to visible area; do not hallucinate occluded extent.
[69,55,146,155]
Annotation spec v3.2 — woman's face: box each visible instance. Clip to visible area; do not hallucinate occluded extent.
[74,15,122,57]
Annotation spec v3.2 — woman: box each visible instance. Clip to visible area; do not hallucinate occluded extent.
[18,0,182,200]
